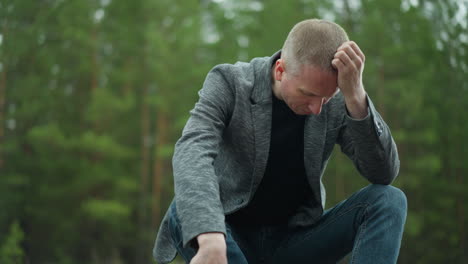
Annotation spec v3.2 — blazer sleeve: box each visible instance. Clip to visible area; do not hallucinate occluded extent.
[337,95,400,185]
[173,65,234,248]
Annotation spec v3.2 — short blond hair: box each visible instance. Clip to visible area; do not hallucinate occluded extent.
[281,19,349,74]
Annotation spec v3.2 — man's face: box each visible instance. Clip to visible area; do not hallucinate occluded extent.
[274,60,339,115]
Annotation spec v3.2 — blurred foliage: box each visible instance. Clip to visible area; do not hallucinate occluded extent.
[0,220,24,264]
[0,0,467,263]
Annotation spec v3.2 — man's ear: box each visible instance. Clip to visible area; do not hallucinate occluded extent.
[274,59,285,81]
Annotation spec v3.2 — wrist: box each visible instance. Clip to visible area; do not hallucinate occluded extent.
[343,85,366,103]
[344,89,368,119]
[197,232,225,248]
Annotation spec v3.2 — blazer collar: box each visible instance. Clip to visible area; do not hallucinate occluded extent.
[250,50,281,104]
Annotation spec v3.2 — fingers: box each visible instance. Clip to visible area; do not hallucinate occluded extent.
[335,49,354,66]
[337,41,365,62]
[332,58,345,71]
[334,41,365,70]
[349,41,365,62]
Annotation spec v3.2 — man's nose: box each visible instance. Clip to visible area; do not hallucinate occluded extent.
[308,98,324,115]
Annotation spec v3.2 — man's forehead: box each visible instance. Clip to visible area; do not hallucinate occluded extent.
[298,65,338,97]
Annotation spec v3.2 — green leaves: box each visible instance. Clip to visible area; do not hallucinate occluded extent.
[81,199,131,227]
[85,87,135,124]
[0,221,24,264]
[1,0,467,263]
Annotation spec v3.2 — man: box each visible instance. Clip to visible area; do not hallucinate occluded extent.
[153,19,407,264]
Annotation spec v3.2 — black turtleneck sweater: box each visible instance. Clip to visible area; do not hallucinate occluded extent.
[226,93,312,226]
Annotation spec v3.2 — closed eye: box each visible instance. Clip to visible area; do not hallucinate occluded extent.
[299,88,318,97]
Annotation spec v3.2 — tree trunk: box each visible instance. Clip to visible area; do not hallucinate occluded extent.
[456,171,465,259]
[456,130,466,259]
[90,27,98,91]
[137,83,151,263]
[377,66,386,119]
[0,68,5,169]
[152,110,169,228]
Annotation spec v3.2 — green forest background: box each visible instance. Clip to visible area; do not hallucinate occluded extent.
[0,0,467,263]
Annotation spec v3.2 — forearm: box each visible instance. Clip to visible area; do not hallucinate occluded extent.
[173,132,227,248]
[340,96,400,184]
[173,65,235,248]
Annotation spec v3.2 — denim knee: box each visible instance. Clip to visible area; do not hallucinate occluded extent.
[365,184,407,218]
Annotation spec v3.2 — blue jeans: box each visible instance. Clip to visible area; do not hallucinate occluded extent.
[169,184,407,264]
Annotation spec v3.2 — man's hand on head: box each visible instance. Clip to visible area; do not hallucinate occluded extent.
[190,232,227,264]
[332,41,369,119]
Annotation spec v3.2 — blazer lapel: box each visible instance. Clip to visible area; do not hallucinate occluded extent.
[248,51,280,194]
[250,101,272,191]
[304,113,327,205]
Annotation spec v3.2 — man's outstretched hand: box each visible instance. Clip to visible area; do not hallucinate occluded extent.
[190,232,227,264]
[332,41,368,119]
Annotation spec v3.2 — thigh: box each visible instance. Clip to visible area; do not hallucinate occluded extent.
[271,185,382,263]
[227,223,285,264]
[168,202,248,264]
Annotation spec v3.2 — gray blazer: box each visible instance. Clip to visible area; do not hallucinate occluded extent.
[153,51,399,263]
